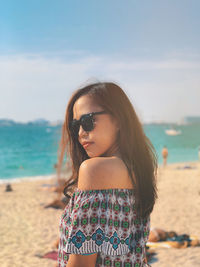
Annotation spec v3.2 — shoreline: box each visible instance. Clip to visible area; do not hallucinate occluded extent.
[0,160,199,185]
[0,174,57,185]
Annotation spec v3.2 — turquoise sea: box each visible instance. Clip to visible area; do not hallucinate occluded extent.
[0,123,200,182]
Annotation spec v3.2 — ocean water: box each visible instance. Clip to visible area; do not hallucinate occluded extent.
[0,123,200,181]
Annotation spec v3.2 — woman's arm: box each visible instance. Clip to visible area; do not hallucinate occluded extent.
[66,253,97,267]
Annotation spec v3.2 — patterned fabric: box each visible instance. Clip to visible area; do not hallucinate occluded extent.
[58,188,151,267]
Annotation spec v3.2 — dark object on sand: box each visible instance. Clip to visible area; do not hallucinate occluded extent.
[149,228,177,242]
[5,184,13,192]
[166,234,200,247]
[44,197,69,210]
[176,165,196,170]
[148,228,200,248]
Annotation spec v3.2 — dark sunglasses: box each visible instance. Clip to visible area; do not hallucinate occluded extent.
[69,111,107,137]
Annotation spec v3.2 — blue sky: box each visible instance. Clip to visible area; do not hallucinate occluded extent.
[0,0,200,123]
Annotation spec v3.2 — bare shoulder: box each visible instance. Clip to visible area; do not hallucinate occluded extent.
[78,156,134,190]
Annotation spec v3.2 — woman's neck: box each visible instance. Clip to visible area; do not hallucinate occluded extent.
[101,142,121,159]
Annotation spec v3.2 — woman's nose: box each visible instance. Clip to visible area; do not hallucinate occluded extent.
[78,125,88,137]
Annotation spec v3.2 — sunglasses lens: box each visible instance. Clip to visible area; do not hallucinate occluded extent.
[70,115,94,136]
[81,115,94,131]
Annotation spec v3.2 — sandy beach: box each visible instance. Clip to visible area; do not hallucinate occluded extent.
[0,161,200,267]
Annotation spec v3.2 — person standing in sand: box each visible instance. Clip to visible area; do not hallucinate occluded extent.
[198,146,200,162]
[162,146,168,167]
[56,82,158,267]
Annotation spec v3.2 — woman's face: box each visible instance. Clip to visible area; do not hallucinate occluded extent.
[72,94,120,158]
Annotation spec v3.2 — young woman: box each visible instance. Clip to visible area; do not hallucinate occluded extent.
[57,82,158,267]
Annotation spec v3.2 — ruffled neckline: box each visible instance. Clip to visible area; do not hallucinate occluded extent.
[73,187,134,196]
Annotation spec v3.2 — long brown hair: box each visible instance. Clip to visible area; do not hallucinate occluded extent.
[57,82,158,218]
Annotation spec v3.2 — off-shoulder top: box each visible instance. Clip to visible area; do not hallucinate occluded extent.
[57,188,151,267]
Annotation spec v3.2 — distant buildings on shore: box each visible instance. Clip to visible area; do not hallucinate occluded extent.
[0,118,63,126]
[143,116,200,126]
[0,116,200,126]
[183,116,200,125]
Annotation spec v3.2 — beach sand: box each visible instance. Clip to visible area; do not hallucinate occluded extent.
[0,162,200,267]
[150,161,200,266]
[0,175,63,267]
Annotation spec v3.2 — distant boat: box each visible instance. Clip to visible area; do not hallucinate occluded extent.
[165,128,182,136]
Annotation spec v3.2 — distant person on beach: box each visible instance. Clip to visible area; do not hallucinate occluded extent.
[162,146,168,167]
[56,81,158,267]
[5,183,13,192]
[54,163,58,169]
[198,146,200,161]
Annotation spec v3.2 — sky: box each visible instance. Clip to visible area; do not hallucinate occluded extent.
[0,0,200,123]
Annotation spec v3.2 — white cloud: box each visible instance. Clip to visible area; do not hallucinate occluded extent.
[106,59,200,71]
[0,53,199,123]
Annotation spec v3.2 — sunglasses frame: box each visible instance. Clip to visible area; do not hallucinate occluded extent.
[69,110,107,136]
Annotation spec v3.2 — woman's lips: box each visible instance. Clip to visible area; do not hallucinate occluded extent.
[83,142,93,148]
